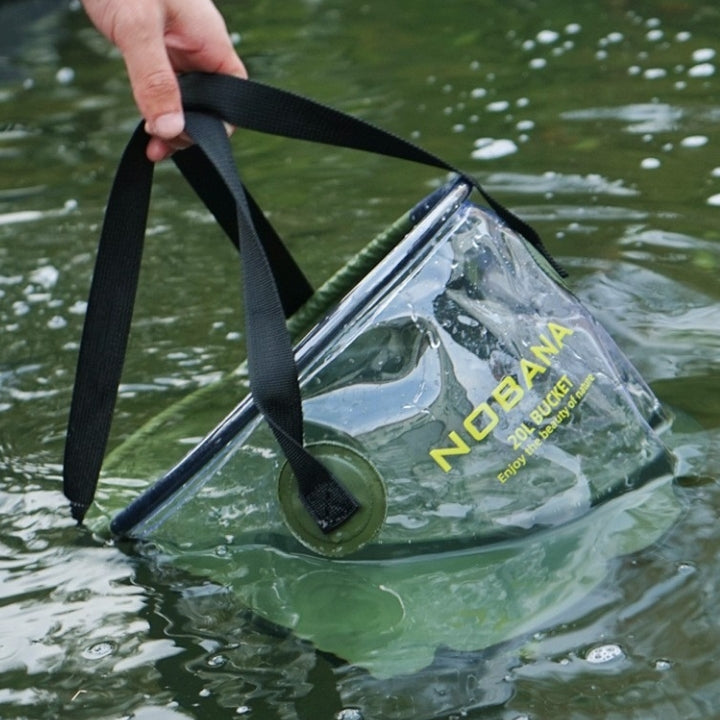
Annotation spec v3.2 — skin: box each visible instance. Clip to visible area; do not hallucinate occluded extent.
[81,0,247,161]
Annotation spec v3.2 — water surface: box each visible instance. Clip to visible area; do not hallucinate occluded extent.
[1,1,720,718]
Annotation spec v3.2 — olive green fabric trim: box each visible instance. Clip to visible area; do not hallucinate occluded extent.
[285,212,414,340]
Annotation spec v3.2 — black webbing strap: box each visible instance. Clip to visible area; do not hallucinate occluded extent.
[181,111,360,531]
[63,115,359,530]
[177,73,565,279]
[173,145,313,318]
[63,124,152,523]
[63,73,562,529]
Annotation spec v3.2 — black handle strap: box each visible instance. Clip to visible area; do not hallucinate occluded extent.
[177,74,564,278]
[63,123,153,523]
[173,145,314,318]
[181,111,360,531]
[63,73,562,530]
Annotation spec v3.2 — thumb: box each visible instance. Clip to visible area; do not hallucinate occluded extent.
[120,36,185,139]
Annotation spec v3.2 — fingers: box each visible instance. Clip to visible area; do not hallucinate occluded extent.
[129,1,246,161]
[81,0,246,162]
[117,18,185,143]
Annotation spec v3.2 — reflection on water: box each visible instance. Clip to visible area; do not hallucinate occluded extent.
[1,0,720,718]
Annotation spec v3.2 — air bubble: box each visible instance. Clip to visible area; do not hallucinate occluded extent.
[69,300,87,315]
[641,157,661,169]
[681,135,708,148]
[47,315,67,330]
[336,710,364,720]
[471,138,518,160]
[486,100,510,112]
[207,654,228,668]
[688,63,715,78]
[56,67,75,85]
[537,30,560,45]
[643,68,667,79]
[585,644,624,664]
[82,642,115,660]
[529,58,547,69]
[29,265,59,290]
[692,48,716,62]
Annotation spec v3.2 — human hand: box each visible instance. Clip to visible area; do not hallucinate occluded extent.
[81,0,247,161]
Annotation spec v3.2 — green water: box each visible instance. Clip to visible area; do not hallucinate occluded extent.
[1,0,720,718]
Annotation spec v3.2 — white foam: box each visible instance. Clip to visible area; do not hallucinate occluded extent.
[471,138,518,160]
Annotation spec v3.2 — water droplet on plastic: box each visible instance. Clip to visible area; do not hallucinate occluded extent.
[654,658,672,671]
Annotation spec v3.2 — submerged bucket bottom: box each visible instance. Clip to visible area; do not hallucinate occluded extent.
[168,475,680,679]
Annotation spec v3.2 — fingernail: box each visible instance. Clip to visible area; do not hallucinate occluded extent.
[150,112,184,139]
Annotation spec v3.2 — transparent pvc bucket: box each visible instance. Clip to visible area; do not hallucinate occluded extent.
[95,179,678,677]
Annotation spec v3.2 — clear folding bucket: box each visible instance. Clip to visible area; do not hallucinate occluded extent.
[90,178,678,678]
